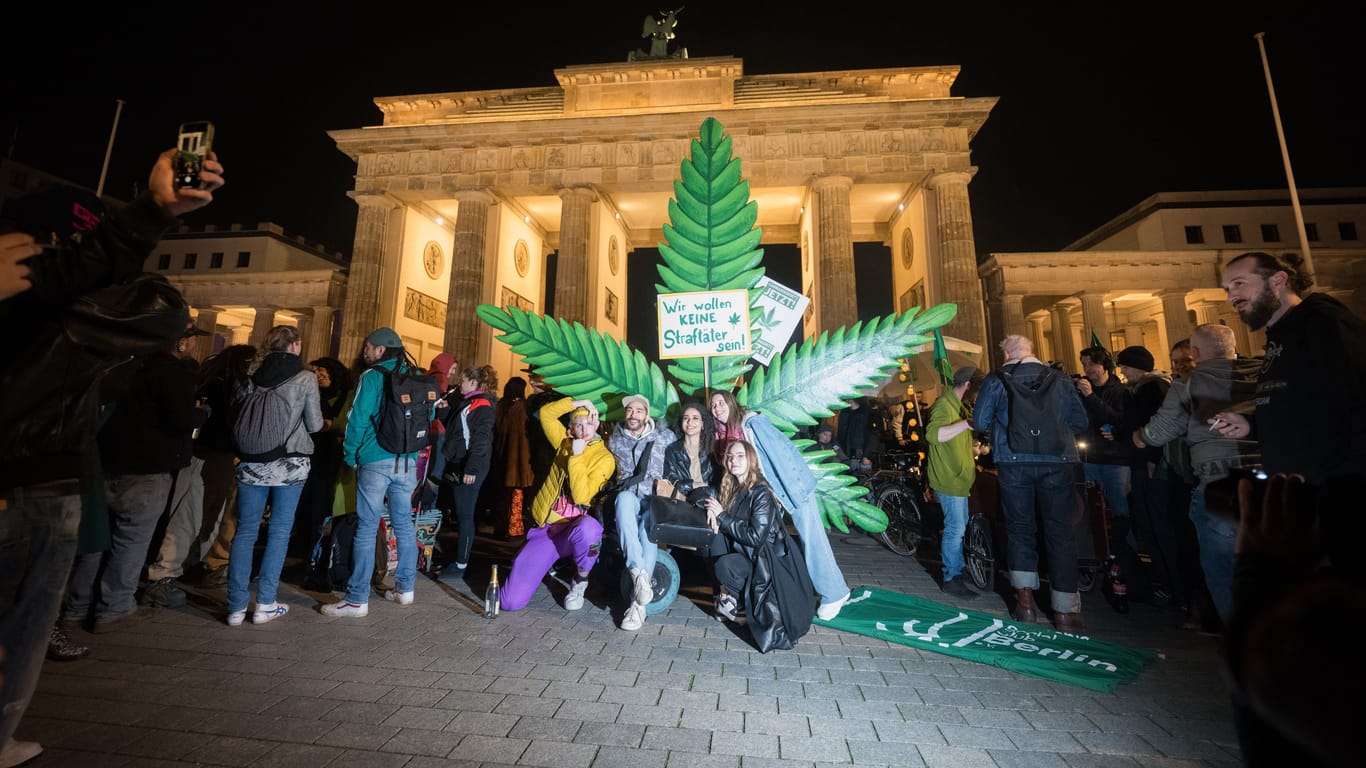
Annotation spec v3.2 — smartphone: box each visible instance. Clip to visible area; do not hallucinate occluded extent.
[174,121,215,189]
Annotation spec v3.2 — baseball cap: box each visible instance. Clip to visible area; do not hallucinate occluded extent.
[181,326,211,338]
[952,366,982,387]
[365,326,402,348]
[622,393,650,412]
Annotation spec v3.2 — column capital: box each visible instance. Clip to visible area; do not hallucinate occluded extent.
[925,169,976,189]
[349,192,398,210]
[556,185,598,203]
[809,175,853,192]
[451,188,498,205]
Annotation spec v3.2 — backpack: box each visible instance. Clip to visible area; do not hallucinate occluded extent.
[305,512,358,592]
[999,363,1067,455]
[371,360,439,457]
[232,381,295,461]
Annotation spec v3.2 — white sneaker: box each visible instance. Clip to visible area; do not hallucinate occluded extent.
[252,603,289,624]
[384,590,414,605]
[0,738,43,768]
[226,610,246,627]
[630,566,653,606]
[563,579,588,611]
[321,601,369,618]
[620,601,645,631]
[816,591,850,621]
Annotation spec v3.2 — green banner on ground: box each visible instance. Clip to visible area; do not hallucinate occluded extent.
[817,586,1159,692]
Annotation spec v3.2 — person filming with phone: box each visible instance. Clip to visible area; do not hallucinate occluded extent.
[0,145,224,768]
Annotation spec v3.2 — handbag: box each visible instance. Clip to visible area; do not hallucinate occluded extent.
[648,494,721,553]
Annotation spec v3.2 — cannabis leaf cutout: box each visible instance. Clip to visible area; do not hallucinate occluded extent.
[477,117,957,534]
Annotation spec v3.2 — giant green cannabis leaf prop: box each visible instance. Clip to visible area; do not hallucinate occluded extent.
[478,117,958,534]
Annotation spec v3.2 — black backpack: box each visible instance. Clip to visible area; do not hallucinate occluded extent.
[370,359,439,457]
[999,363,1067,455]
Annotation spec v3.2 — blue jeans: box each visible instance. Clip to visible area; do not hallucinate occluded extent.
[228,482,305,612]
[67,472,174,620]
[938,493,968,581]
[1083,463,1131,519]
[791,494,849,603]
[347,460,418,604]
[1190,483,1237,622]
[614,492,658,577]
[998,463,1081,613]
[0,486,81,745]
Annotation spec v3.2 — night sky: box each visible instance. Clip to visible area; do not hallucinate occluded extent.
[6,3,1362,347]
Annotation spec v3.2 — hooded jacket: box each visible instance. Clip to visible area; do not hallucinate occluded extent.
[608,414,676,499]
[248,351,324,458]
[1140,357,1260,484]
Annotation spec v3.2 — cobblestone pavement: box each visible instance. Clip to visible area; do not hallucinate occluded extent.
[21,527,1239,767]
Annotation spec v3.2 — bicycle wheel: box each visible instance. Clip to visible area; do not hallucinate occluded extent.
[963,515,995,591]
[875,483,923,557]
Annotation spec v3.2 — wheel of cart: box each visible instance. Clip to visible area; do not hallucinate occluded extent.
[599,493,717,615]
[962,514,995,591]
[616,548,682,616]
[1072,479,1110,592]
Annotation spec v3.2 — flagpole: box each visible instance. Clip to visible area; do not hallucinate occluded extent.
[95,99,125,198]
[1254,32,1315,283]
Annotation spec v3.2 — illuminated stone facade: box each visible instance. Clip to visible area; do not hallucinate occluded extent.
[329,56,997,377]
[980,188,1366,371]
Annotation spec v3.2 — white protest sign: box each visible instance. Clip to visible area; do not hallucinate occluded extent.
[750,276,809,366]
[657,290,752,359]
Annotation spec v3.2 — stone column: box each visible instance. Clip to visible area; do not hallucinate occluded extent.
[554,187,596,327]
[1001,293,1026,341]
[1078,292,1109,350]
[339,195,396,358]
[248,307,276,349]
[926,171,988,348]
[811,176,857,332]
[191,308,219,362]
[1027,313,1049,361]
[1158,289,1193,347]
[1050,303,1077,372]
[305,305,335,361]
[445,190,496,364]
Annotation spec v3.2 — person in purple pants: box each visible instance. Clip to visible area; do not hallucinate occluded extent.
[500,396,615,611]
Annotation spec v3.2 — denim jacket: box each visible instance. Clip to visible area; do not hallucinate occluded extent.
[741,411,817,513]
[974,358,1087,465]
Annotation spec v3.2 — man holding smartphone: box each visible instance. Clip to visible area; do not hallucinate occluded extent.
[0,146,223,768]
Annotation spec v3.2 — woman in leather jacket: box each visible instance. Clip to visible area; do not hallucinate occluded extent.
[702,439,812,652]
[660,401,716,499]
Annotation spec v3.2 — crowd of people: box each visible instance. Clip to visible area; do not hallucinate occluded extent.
[1,132,1358,768]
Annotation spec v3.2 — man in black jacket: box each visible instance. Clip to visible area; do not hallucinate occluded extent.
[1213,251,1366,576]
[1075,345,1138,565]
[66,329,210,631]
[0,149,223,767]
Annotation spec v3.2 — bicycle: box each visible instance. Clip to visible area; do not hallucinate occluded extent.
[861,451,996,591]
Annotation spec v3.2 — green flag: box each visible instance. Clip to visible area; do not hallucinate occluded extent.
[816,586,1159,692]
[932,330,954,390]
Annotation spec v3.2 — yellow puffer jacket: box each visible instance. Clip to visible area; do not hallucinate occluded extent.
[530,396,617,526]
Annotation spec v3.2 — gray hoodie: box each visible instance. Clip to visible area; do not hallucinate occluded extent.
[1140,357,1261,484]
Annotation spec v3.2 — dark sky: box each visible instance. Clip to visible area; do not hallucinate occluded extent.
[6,4,1362,262]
